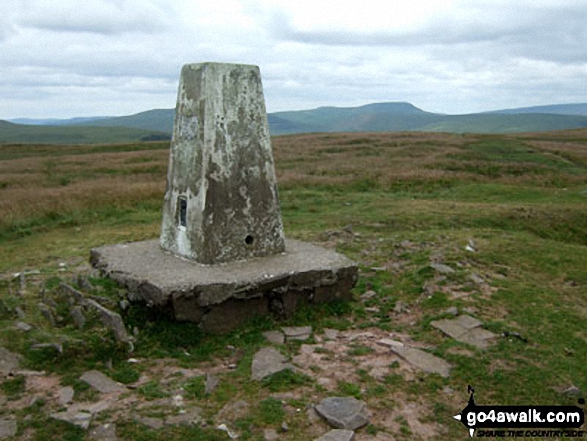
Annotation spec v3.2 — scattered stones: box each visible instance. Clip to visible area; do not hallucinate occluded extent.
[315,429,356,441]
[251,347,293,380]
[60,283,85,304]
[89,423,118,441]
[85,299,132,350]
[315,397,370,430]
[70,306,86,329]
[205,373,220,395]
[282,326,312,341]
[263,330,285,345]
[58,386,75,405]
[15,321,33,332]
[324,329,339,340]
[431,315,497,349]
[0,419,17,439]
[80,370,125,394]
[37,302,56,326]
[385,344,451,378]
[51,411,92,430]
[429,263,455,274]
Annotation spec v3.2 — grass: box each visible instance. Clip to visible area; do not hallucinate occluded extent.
[0,130,586,439]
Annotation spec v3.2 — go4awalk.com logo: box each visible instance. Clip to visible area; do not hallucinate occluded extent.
[454,386,585,437]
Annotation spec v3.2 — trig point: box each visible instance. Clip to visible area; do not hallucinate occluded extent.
[160,63,285,264]
[91,62,358,332]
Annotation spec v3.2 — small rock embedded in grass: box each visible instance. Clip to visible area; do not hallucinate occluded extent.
[51,411,92,430]
[80,370,125,394]
[205,373,220,395]
[70,306,86,329]
[324,329,339,340]
[263,330,285,345]
[31,342,63,354]
[315,429,356,441]
[429,263,455,274]
[15,306,25,319]
[58,386,75,405]
[315,397,370,430]
[393,301,408,313]
[360,290,376,301]
[0,419,18,438]
[37,302,56,326]
[15,321,32,332]
[282,326,312,341]
[251,347,293,381]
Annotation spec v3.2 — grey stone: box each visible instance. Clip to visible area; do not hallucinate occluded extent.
[166,408,203,426]
[429,263,455,274]
[15,306,26,319]
[89,423,117,441]
[443,306,459,316]
[85,299,131,348]
[323,329,339,340]
[281,422,289,432]
[159,62,285,265]
[469,273,485,285]
[134,415,164,430]
[59,283,86,304]
[314,397,370,430]
[389,346,451,378]
[0,419,17,439]
[15,321,32,332]
[31,342,63,353]
[431,315,496,349]
[80,370,125,394]
[58,386,75,405]
[360,290,376,300]
[205,373,220,395]
[282,326,312,341]
[91,239,357,332]
[70,306,86,329]
[51,411,92,430]
[251,347,293,380]
[393,301,408,313]
[217,423,239,439]
[77,276,95,292]
[263,331,285,345]
[37,303,56,326]
[315,429,356,441]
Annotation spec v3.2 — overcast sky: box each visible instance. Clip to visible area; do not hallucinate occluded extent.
[1,0,587,119]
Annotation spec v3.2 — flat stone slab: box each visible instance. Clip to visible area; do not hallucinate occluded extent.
[91,239,357,332]
[89,423,118,441]
[431,315,496,349]
[315,397,370,430]
[282,326,312,341]
[51,411,92,430]
[262,331,285,345]
[58,386,75,405]
[315,429,355,441]
[80,371,125,394]
[0,419,17,439]
[390,345,451,378]
[251,347,293,380]
[0,347,22,374]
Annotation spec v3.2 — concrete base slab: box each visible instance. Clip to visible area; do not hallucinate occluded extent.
[90,239,357,332]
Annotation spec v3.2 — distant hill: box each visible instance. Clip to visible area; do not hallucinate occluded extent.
[0,120,170,144]
[488,103,587,116]
[9,116,111,126]
[6,101,587,144]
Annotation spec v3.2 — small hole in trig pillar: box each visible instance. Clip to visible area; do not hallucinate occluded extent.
[245,235,254,245]
[178,197,187,227]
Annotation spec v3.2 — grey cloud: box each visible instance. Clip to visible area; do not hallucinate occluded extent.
[21,0,171,35]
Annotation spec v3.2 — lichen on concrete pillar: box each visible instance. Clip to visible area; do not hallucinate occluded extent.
[160,62,286,264]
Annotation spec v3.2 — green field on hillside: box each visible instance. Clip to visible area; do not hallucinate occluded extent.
[0,131,586,440]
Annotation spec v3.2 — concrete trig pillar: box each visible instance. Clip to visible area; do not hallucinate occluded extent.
[160,62,286,264]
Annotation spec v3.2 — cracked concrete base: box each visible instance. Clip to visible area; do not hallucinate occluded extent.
[90,239,357,333]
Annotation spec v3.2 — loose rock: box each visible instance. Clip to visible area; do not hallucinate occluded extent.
[431,315,497,349]
[315,397,370,430]
[51,411,92,430]
[429,263,455,274]
[37,303,56,326]
[0,419,17,439]
[205,373,220,395]
[15,321,32,332]
[85,299,132,350]
[80,370,125,394]
[315,429,355,441]
[282,326,312,341]
[263,331,285,345]
[251,347,293,380]
[70,306,86,330]
[58,386,75,405]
